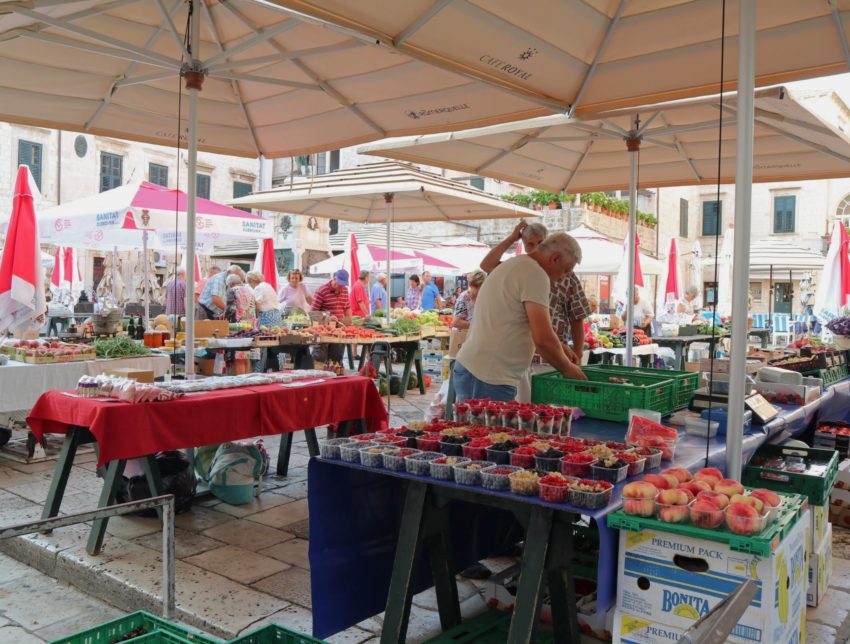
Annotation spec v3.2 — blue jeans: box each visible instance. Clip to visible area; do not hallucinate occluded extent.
[453,361,517,403]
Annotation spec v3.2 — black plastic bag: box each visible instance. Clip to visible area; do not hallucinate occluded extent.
[117,450,196,517]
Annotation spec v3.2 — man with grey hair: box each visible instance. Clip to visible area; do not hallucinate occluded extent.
[454,232,586,403]
[371,272,388,312]
[197,264,242,320]
[678,285,701,318]
[165,266,187,316]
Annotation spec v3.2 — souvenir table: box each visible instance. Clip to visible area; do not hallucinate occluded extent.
[27,375,386,555]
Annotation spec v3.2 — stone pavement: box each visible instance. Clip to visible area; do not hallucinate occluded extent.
[0,385,849,642]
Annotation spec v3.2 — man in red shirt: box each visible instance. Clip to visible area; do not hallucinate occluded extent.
[312,269,352,364]
[349,270,371,318]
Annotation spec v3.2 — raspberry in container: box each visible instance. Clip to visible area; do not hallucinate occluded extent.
[485,402,503,427]
[501,408,520,430]
[535,408,555,434]
[468,404,486,426]
[453,402,470,423]
[561,452,597,478]
[517,409,537,433]
[416,433,443,452]
[538,472,575,503]
[372,435,407,448]
[349,432,379,443]
[462,437,492,461]
[631,446,662,470]
[509,446,540,468]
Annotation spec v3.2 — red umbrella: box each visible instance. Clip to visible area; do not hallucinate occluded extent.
[633,232,645,288]
[0,166,45,332]
[841,224,850,308]
[663,238,681,304]
[349,233,360,280]
[254,238,279,293]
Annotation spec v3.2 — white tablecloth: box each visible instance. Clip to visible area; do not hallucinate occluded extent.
[0,355,171,413]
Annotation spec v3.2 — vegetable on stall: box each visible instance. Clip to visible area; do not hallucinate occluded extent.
[94,336,151,359]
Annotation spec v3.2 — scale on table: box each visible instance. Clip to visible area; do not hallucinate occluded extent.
[690,390,779,425]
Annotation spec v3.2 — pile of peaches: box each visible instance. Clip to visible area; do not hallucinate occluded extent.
[621,466,783,536]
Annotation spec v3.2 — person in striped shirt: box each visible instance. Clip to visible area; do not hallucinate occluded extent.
[311,270,351,364]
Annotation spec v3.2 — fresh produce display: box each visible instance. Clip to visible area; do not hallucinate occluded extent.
[539,472,574,502]
[1,339,96,363]
[826,316,850,337]
[697,323,724,335]
[390,317,421,335]
[94,336,151,359]
[593,327,652,348]
[655,488,692,523]
[570,479,613,509]
[508,469,540,496]
[625,416,679,460]
[622,481,659,517]
[307,325,386,340]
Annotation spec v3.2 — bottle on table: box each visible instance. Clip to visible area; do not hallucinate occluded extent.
[127,317,136,338]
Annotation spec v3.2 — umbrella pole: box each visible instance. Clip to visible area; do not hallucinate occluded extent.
[183,0,202,376]
[768,265,773,321]
[143,229,150,331]
[726,0,756,481]
[384,193,393,417]
[625,134,639,367]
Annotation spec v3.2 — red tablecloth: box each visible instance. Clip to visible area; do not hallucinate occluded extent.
[27,376,387,467]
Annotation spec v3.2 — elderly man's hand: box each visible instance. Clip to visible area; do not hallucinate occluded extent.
[561,343,579,364]
[511,220,528,242]
[561,362,586,381]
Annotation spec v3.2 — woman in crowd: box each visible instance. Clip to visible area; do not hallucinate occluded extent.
[406,275,422,310]
[452,270,486,330]
[247,271,282,328]
[279,269,313,313]
[225,273,257,326]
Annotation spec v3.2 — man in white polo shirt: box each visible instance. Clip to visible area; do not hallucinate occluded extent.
[454,233,586,402]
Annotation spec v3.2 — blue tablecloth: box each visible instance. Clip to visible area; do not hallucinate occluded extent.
[308,383,840,639]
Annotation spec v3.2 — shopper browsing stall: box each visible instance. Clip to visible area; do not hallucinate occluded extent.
[279,270,312,313]
[197,265,238,320]
[312,270,351,364]
[225,273,257,326]
[247,271,282,328]
[624,288,654,334]
[350,270,371,318]
[454,233,587,403]
[406,275,422,310]
[371,273,388,313]
[420,271,443,310]
[452,270,486,330]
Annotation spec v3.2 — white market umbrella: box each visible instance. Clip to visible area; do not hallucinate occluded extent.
[568,226,662,276]
[232,161,537,301]
[689,239,703,296]
[308,245,423,277]
[0,0,559,373]
[0,166,45,334]
[49,246,84,308]
[815,221,850,322]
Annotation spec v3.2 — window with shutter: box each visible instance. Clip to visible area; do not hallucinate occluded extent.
[702,200,722,236]
[149,163,168,187]
[233,180,253,213]
[100,152,123,192]
[316,152,327,175]
[679,198,688,237]
[773,195,796,233]
[18,140,42,190]
[330,149,340,172]
[196,173,211,199]
[470,176,485,190]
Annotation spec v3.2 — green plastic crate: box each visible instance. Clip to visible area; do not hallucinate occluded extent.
[583,364,699,410]
[229,624,325,644]
[423,610,553,643]
[802,364,849,387]
[743,444,839,506]
[606,490,808,557]
[121,632,195,644]
[531,368,675,421]
[49,611,220,644]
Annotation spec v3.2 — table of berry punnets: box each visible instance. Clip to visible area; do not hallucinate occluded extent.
[306,385,839,642]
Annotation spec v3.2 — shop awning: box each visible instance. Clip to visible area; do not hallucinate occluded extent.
[702,238,826,279]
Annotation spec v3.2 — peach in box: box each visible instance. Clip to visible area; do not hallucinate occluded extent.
[690,499,725,528]
[662,467,693,483]
[642,473,674,490]
[730,494,764,513]
[696,490,730,510]
[679,480,712,497]
[749,488,781,508]
[622,481,658,517]
[726,501,766,535]
[714,479,745,497]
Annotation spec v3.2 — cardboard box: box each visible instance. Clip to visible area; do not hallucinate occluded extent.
[194,319,229,338]
[829,483,850,527]
[684,361,701,373]
[486,563,615,640]
[700,358,763,374]
[808,523,832,607]
[753,380,821,406]
[810,502,829,551]
[615,511,809,643]
[103,368,154,383]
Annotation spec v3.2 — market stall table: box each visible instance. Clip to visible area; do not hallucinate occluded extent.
[589,343,658,367]
[0,354,171,414]
[308,381,839,641]
[748,328,771,349]
[651,333,728,370]
[27,375,386,555]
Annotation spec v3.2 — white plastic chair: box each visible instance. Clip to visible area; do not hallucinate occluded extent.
[771,313,794,347]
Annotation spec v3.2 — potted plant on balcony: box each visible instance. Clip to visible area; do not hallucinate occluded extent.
[501,192,532,208]
[558,192,575,208]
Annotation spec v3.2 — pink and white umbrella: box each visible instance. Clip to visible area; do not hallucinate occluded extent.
[0,166,45,333]
[38,181,271,250]
[657,238,681,313]
[612,232,645,310]
[815,221,850,321]
[253,238,279,293]
[49,246,83,306]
